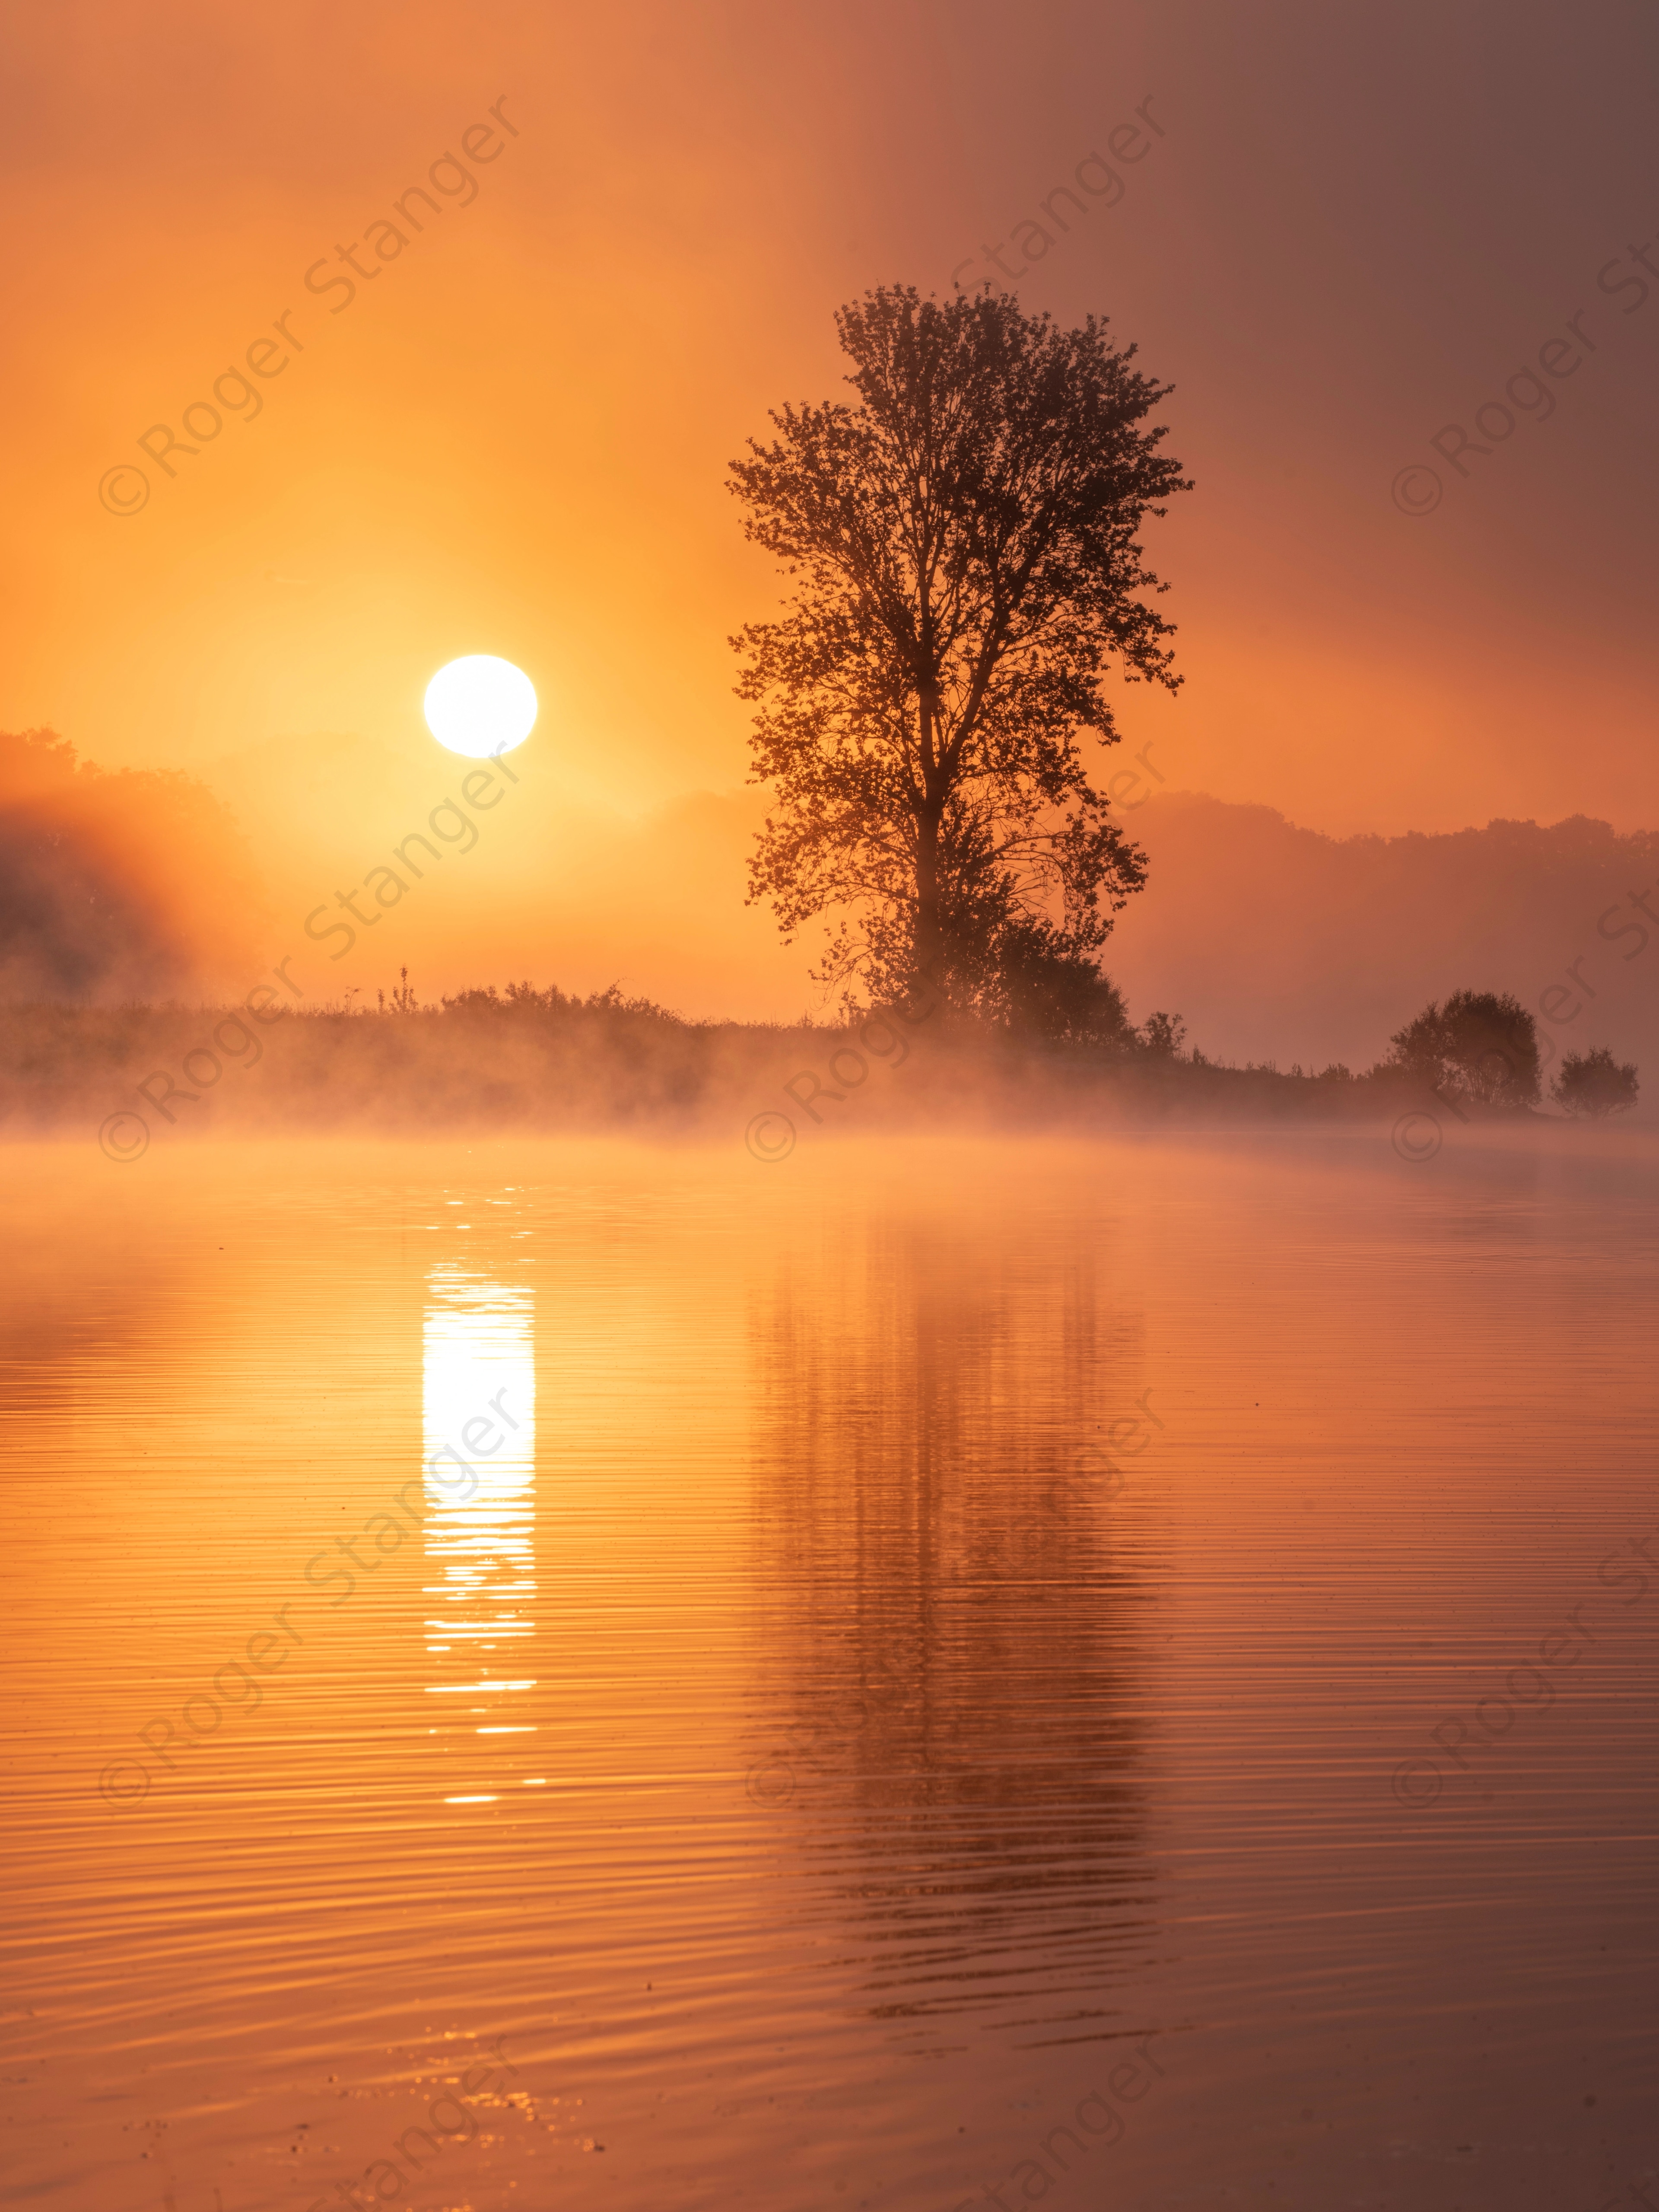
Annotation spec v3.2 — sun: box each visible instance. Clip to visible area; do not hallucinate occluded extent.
[424,656,538,759]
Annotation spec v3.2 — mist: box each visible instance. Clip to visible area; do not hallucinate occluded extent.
[1109,791,1659,1087]
[0,728,263,1004]
[10,725,1654,1134]
[9,9,1659,2212]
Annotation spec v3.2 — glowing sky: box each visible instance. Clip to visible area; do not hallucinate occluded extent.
[5,0,1658,1013]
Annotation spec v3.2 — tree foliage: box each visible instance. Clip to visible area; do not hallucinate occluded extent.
[1380,988,1541,1107]
[1138,1009,1187,1058]
[1550,1045,1639,1118]
[728,285,1189,1023]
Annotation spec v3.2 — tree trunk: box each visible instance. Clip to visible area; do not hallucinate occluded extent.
[914,798,943,989]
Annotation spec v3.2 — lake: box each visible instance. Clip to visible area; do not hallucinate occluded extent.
[3,1127,1656,2212]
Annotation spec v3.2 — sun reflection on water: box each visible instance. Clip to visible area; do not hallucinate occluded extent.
[421,1267,538,1805]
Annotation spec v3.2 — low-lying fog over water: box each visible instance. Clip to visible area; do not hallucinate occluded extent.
[4,1130,1656,2211]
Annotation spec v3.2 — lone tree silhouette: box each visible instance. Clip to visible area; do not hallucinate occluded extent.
[1551,1046,1639,1118]
[728,285,1189,1023]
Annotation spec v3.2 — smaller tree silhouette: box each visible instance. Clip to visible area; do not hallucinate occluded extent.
[1139,1010,1186,1058]
[1551,1046,1638,1118]
[1381,989,1539,1108]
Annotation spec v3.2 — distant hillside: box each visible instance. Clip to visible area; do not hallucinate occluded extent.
[9,717,1659,1121]
[1107,794,1659,1090]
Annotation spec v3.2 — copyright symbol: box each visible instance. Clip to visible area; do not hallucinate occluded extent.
[1391,1758,1444,1808]
[745,1759,796,1806]
[1391,465,1442,516]
[99,1111,149,1163]
[99,465,150,516]
[745,1112,796,1163]
[1391,1111,1442,1163]
[98,1760,153,1809]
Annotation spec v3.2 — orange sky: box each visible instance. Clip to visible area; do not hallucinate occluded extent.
[6,0,1659,1016]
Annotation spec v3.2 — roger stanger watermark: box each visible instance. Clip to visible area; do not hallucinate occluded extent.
[743,972,945,1163]
[743,1392,1163,1806]
[307,2035,519,2212]
[742,743,1166,1163]
[948,2040,1166,2210]
[1389,1523,1658,1808]
[95,1386,519,1809]
[950,98,1167,294]
[95,744,521,1163]
[96,98,521,517]
[1388,216,1659,516]
[1387,917,1647,1166]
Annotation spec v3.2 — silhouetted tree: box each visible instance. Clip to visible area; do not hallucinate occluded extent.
[729,285,1189,1023]
[1138,1010,1187,1058]
[1551,1045,1638,1118]
[1380,988,1540,1107]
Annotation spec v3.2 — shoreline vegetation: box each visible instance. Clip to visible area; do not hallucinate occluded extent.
[0,979,1637,1141]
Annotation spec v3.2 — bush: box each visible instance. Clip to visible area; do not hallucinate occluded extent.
[980,920,1137,1049]
[1550,1046,1639,1119]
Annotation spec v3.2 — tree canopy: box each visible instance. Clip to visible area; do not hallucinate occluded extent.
[728,284,1189,1023]
[1380,988,1541,1108]
[1551,1045,1639,1118]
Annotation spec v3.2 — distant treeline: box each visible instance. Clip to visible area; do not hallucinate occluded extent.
[0,727,262,1003]
[2,978,1633,1145]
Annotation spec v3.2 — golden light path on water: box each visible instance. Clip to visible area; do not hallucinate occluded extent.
[3,1133,1659,2212]
[422,1268,540,1805]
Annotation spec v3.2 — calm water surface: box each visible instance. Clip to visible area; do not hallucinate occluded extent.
[3,1130,1656,2212]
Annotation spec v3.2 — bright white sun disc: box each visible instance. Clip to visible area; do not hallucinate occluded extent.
[424,655,537,759]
